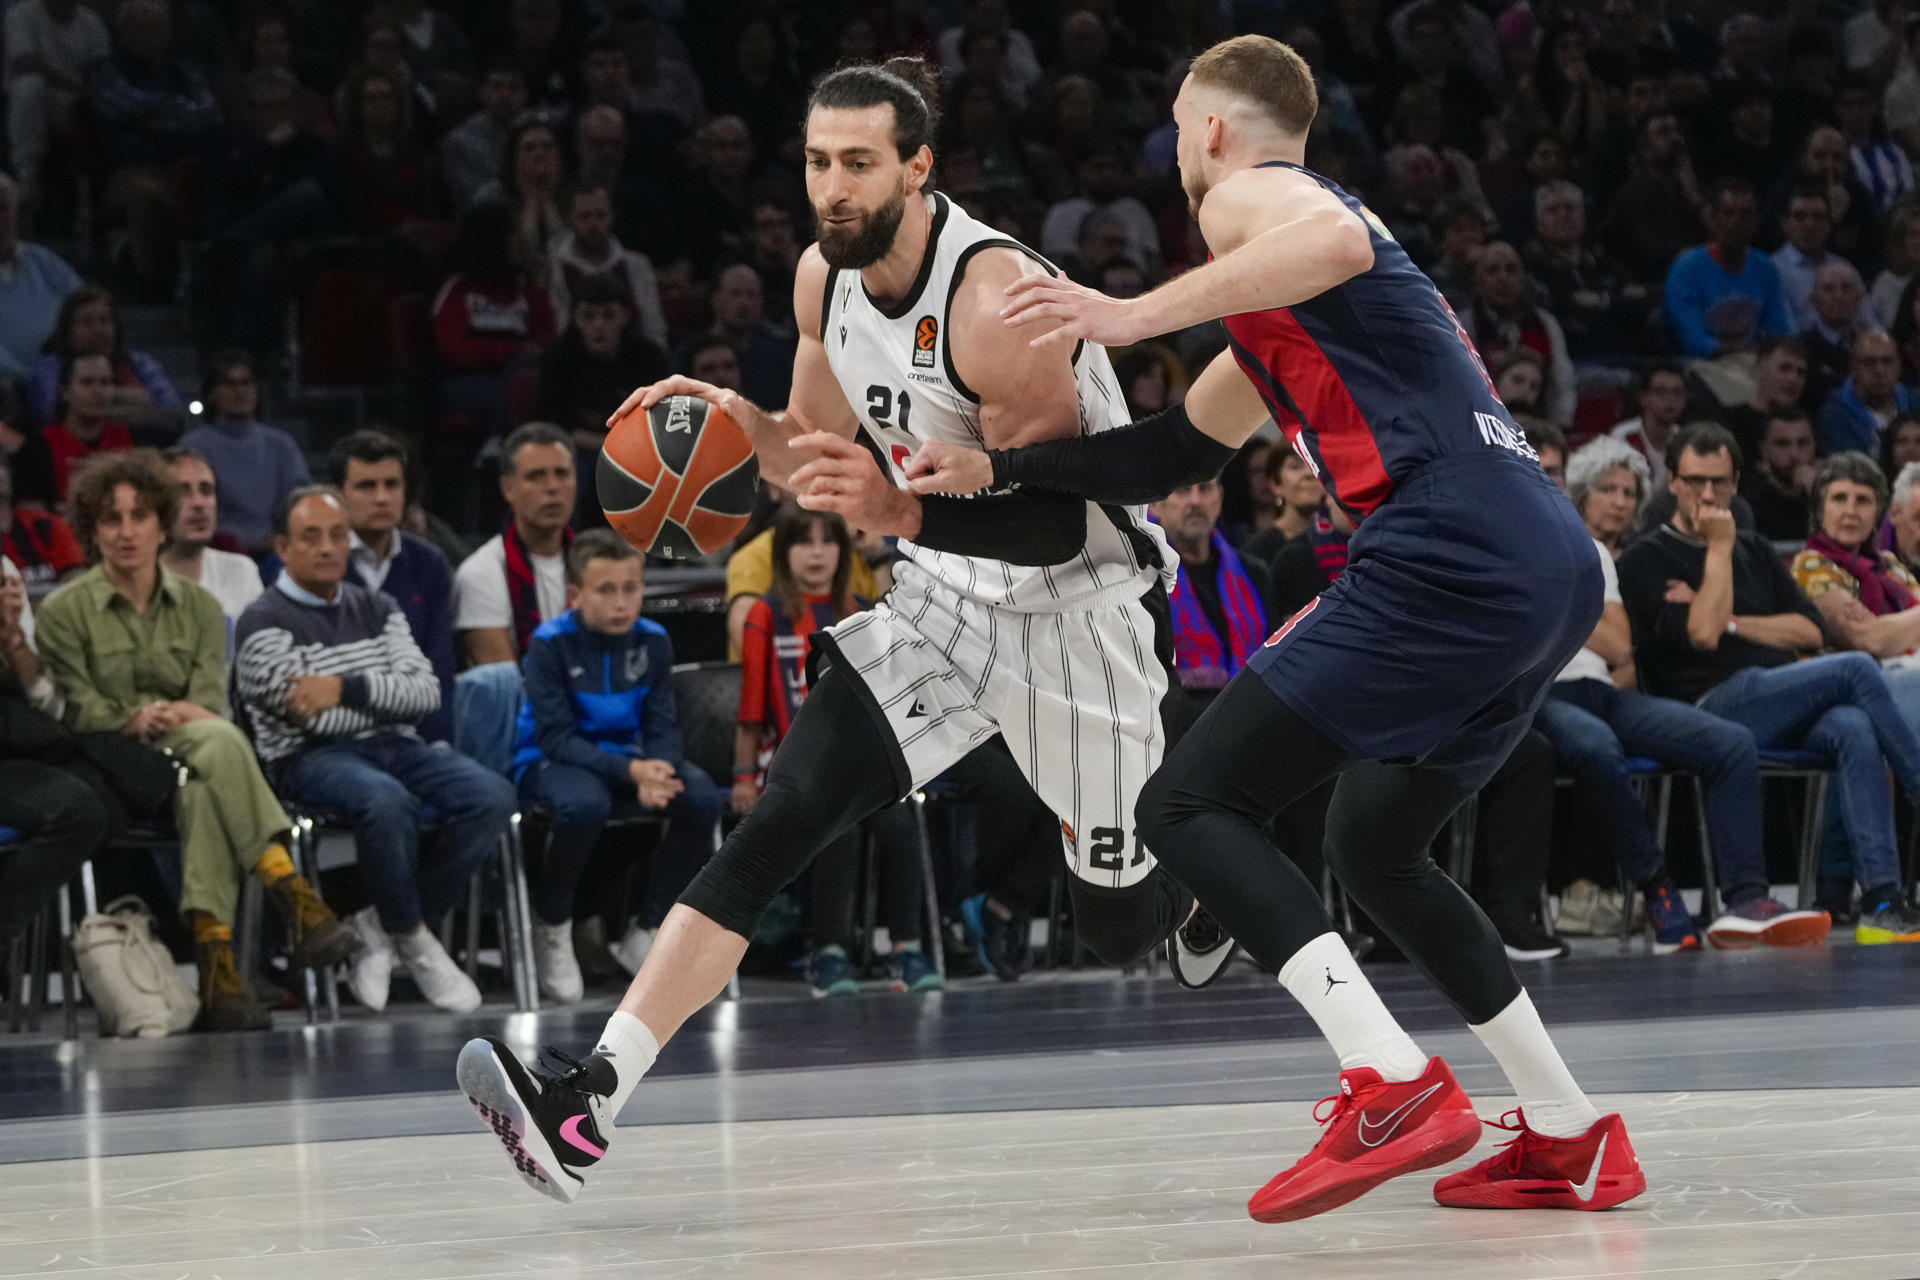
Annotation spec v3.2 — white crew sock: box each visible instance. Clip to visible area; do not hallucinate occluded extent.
[1278,932,1427,1082]
[592,1009,660,1121]
[1470,990,1601,1139]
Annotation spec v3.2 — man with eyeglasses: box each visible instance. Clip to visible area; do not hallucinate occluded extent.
[1618,422,1920,943]
[177,349,308,555]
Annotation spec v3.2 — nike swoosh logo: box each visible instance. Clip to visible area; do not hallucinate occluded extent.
[1571,1128,1608,1202]
[1355,1082,1445,1148]
[558,1114,606,1159]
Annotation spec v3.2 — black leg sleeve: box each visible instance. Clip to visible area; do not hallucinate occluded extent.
[1134,674,1351,973]
[806,830,863,952]
[1063,868,1191,966]
[864,801,926,943]
[1470,728,1556,918]
[677,666,905,939]
[1322,762,1523,1025]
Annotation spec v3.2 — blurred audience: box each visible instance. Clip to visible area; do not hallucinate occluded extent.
[158,446,261,624]
[40,451,354,1030]
[176,350,307,554]
[513,530,723,1000]
[236,485,510,1014]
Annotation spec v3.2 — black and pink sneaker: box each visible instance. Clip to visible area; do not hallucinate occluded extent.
[458,1036,616,1203]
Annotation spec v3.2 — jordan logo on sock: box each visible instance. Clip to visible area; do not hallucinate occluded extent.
[1324,968,1346,996]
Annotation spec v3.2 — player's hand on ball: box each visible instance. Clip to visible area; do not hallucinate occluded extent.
[789,432,918,536]
[609,376,738,427]
[1000,274,1141,349]
[904,440,994,496]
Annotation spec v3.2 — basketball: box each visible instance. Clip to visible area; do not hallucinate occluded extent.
[597,394,760,559]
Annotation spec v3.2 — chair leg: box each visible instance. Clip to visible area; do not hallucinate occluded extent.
[465,876,484,984]
[908,793,946,979]
[500,818,538,1013]
[1689,777,1719,924]
[5,931,21,1033]
[514,816,542,1012]
[26,908,47,1033]
[57,885,77,1042]
[1799,775,1830,910]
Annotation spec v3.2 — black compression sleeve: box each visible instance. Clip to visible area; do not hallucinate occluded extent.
[984,401,1240,505]
[914,490,1087,565]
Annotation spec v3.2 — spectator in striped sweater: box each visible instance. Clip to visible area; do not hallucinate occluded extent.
[233,485,516,1015]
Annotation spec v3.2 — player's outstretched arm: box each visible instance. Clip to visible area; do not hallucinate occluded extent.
[1000,171,1373,350]
[906,348,1269,504]
[607,247,858,490]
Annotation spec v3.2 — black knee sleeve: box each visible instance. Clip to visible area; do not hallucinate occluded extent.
[1065,870,1191,966]
[676,666,905,939]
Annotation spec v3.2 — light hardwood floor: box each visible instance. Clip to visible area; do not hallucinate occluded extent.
[0,1086,1912,1278]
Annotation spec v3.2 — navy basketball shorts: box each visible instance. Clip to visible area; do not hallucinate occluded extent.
[1248,450,1604,791]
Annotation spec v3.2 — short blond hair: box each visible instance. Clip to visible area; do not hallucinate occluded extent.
[1187,35,1318,137]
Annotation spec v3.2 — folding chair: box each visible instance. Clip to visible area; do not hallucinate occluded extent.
[1756,748,1834,912]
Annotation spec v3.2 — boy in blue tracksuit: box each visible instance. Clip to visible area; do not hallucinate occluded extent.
[512,530,723,1001]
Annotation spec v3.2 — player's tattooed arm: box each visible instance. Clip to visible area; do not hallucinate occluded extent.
[615,247,858,490]
[907,349,1268,505]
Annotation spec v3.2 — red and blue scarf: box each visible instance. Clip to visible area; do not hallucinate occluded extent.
[1169,531,1267,681]
[503,519,571,657]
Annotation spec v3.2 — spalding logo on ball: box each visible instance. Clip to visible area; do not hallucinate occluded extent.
[598,394,759,558]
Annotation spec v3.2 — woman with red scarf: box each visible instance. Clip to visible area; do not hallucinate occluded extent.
[1792,451,1920,728]
[732,505,941,998]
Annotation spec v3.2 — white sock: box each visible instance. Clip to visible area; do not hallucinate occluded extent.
[592,1010,660,1121]
[1470,990,1601,1139]
[1278,933,1427,1082]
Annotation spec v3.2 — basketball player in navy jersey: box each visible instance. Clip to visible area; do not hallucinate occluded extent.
[453,58,1239,1206]
[907,35,1648,1222]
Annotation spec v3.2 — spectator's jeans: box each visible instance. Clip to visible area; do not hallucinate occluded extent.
[518,759,724,928]
[1815,662,1920,884]
[279,733,517,935]
[1536,679,1765,905]
[0,761,115,945]
[1699,653,1920,894]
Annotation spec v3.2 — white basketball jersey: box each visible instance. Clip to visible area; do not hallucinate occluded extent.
[821,192,1172,612]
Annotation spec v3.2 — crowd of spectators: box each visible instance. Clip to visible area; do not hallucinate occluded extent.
[11,0,1920,1033]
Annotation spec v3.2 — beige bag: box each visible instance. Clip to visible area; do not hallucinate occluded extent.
[71,896,198,1038]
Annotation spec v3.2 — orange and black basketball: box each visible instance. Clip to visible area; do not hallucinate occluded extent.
[598,394,759,559]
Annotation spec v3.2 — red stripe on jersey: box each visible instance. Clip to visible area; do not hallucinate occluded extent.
[1227,310,1395,518]
[1264,597,1319,647]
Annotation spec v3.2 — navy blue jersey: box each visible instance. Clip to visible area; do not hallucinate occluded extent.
[1222,161,1535,521]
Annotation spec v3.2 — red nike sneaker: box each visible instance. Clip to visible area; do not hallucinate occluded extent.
[1433,1110,1645,1210]
[1247,1056,1482,1223]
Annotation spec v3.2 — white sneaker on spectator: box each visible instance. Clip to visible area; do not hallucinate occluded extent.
[347,906,395,1012]
[396,926,483,1013]
[534,920,585,1003]
[608,922,656,975]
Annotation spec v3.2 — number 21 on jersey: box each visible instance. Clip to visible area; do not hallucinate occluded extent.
[867,384,915,474]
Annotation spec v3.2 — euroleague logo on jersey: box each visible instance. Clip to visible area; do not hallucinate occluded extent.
[912,315,937,367]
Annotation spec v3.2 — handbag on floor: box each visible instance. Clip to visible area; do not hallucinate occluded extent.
[71,896,198,1038]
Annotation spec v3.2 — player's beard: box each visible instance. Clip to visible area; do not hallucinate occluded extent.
[814,177,909,269]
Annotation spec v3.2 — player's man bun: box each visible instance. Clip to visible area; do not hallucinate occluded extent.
[808,56,942,160]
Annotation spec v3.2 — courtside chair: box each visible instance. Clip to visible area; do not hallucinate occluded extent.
[1755,749,1834,914]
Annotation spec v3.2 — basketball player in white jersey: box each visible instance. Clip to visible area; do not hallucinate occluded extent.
[454,57,1234,1204]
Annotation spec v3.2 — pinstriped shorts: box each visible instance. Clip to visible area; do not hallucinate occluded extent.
[813,562,1173,890]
